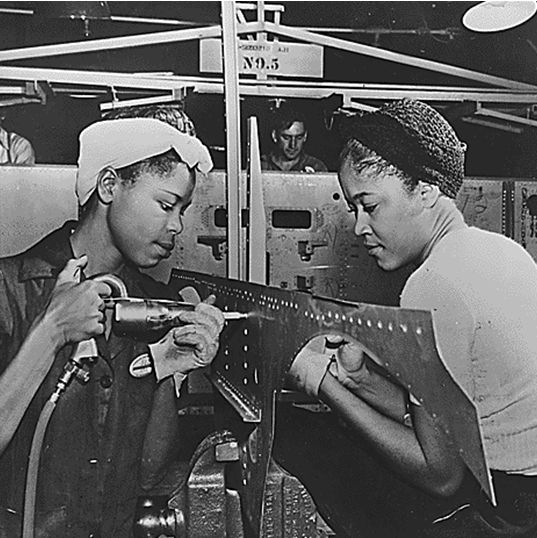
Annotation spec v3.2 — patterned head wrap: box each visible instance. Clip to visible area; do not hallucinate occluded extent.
[344,98,466,198]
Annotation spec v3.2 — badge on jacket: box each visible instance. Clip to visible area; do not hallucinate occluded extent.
[129,353,153,378]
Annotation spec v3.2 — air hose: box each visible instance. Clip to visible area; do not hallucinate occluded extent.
[22,399,56,538]
[22,352,92,538]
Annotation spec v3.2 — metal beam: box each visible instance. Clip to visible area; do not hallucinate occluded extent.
[475,106,537,128]
[99,92,179,112]
[247,116,266,286]
[262,21,537,91]
[222,0,244,280]
[0,22,263,63]
[2,66,537,106]
[0,66,190,91]
[0,86,25,94]
[462,116,523,134]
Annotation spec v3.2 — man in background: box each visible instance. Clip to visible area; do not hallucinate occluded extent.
[261,106,327,172]
[0,106,35,165]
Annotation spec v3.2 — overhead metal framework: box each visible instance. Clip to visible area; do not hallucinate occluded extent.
[0,1,536,129]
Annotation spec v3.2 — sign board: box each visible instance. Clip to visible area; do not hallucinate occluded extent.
[200,38,324,78]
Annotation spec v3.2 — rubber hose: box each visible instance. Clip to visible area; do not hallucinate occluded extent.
[22,398,57,538]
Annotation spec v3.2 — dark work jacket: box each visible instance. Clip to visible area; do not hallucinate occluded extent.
[0,222,173,538]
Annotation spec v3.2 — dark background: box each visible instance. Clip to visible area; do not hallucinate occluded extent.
[0,1,536,176]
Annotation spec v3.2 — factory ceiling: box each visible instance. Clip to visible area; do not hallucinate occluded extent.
[0,1,536,175]
[0,2,535,92]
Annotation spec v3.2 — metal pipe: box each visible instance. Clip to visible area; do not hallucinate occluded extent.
[0,22,262,63]
[221,0,244,280]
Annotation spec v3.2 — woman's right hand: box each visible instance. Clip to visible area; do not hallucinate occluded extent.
[42,256,112,348]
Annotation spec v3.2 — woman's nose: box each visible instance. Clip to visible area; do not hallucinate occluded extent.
[168,212,183,235]
[354,210,371,236]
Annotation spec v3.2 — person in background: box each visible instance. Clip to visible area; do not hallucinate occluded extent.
[0,106,35,166]
[261,106,327,173]
[279,98,537,538]
[0,111,224,537]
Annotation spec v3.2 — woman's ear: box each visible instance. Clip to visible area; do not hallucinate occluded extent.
[419,181,441,208]
[96,167,119,205]
[271,130,278,144]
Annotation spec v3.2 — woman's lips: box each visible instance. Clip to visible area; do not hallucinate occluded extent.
[156,242,174,257]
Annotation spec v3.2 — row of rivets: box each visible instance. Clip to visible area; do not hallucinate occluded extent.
[300,310,423,336]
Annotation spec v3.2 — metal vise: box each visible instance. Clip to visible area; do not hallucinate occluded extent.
[133,430,319,538]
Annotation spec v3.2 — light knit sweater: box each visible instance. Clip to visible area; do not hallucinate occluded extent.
[401,226,537,475]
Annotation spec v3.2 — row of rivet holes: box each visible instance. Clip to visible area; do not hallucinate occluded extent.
[215,289,423,336]
[218,293,300,310]
[222,333,259,386]
[303,310,423,335]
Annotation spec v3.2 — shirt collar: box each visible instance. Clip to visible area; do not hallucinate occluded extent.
[269,152,307,171]
[19,221,78,281]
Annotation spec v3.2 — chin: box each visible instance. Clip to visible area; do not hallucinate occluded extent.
[141,258,161,269]
[129,254,161,270]
[376,257,400,272]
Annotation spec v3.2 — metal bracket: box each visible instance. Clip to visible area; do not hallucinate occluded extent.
[298,240,328,262]
[197,235,228,261]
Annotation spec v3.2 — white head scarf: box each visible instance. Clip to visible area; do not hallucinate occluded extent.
[76,118,213,206]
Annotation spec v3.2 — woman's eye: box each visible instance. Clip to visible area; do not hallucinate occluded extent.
[364,205,377,214]
[159,202,173,212]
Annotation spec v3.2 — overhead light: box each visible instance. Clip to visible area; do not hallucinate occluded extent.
[463,1,537,32]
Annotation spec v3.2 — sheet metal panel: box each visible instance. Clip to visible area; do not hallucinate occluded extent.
[0,169,523,303]
[262,171,411,304]
[169,269,494,534]
[0,165,78,257]
[455,178,504,235]
[514,180,537,261]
